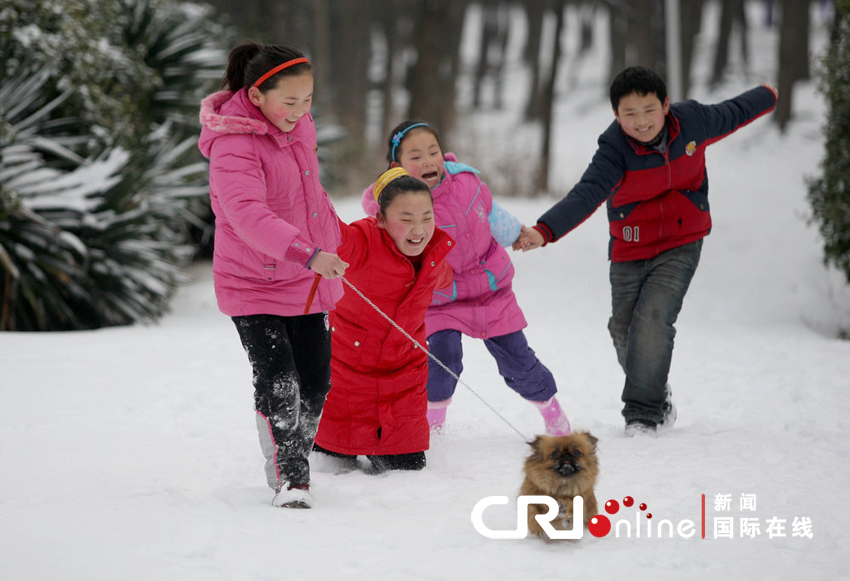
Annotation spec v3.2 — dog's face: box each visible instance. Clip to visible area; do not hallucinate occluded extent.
[522,432,599,497]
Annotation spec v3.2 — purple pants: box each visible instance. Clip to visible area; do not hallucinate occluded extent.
[425,329,557,403]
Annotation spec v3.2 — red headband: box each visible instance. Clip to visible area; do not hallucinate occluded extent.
[252,57,310,89]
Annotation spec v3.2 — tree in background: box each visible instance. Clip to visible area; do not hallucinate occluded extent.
[807,0,850,283]
[775,0,812,132]
[0,0,227,331]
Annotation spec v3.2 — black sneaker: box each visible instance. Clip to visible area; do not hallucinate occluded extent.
[273,483,312,508]
[311,443,359,474]
[625,418,657,437]
[366,452,426,473]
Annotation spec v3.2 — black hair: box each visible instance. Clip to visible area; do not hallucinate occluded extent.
[385,119,443,166]
[377,175,433,216]
[609,66,668,110]
[221,41,311,93]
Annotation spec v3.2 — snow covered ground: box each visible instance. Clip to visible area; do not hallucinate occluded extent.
[2,3,849,580]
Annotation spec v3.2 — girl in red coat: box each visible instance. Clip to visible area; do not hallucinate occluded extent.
[314,168,454,472]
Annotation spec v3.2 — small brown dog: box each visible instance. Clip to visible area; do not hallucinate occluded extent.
[520,432,599,540]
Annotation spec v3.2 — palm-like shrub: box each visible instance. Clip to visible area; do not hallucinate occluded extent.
[0,0,227,331]
[808,0,850,282]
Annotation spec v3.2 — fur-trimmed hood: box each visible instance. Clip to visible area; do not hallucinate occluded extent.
[197,89,316,159]
[199,90,269,139]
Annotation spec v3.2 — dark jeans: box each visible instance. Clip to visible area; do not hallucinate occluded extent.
[425,329,557,403]
[608,240,702,423]
[233,312,331,489]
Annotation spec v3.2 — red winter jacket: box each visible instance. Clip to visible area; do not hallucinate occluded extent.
[315,217,454,456]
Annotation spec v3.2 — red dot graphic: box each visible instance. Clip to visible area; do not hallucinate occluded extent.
[623,496,634,507]
[639,503,647,511]
[605,500,620,514]
[647,513,653,519]
[588,515,611,537]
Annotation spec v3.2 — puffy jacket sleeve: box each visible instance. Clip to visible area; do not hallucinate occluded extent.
[336,217,370,269]
[535,123,624,244]
[210,135,318,266]
[489,201,522,246]
[696,85,777,146]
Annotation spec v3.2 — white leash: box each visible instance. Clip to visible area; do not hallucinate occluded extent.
[340,276,529,441]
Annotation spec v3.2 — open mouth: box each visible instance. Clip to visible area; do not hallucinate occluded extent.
[421,171,439,182]
[407,237,425,246]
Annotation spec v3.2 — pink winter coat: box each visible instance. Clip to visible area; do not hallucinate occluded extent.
[198,89,342,316]
[363,154,526,339]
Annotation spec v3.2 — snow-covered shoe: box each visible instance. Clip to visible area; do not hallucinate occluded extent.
[311,444,359,474]
[659,383,677,430]
[273,484,312,509]
[625,418,657,437]
[531,396,571,436]
[427,398,451,433]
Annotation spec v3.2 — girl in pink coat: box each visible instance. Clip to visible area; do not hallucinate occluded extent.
[198,41,348,509]
[362,121,570,436]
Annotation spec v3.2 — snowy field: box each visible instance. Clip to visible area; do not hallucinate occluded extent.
[3,3,850,580]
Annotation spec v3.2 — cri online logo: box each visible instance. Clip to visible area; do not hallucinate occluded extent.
[472,494,701,540]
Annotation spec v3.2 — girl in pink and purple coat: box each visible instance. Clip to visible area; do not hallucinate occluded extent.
[199,41,349,509]
[362,121,570,436]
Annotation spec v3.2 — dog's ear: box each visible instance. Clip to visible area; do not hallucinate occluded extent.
[585,432,599,450]
[527,436,545,461]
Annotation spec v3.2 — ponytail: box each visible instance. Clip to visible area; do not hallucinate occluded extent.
[221,41,312,93]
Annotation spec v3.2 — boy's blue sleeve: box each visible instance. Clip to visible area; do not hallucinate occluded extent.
[537,122,623,242]
[489,201,522,246]
[696,85,777,143]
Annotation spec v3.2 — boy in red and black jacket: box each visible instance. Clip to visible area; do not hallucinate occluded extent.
[515,66,777,436]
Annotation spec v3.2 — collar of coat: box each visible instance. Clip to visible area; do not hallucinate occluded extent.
[199,89,314,136]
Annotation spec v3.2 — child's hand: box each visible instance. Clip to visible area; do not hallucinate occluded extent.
[309,251,349,279]
[513,227,544,252]
[761,82,778,99]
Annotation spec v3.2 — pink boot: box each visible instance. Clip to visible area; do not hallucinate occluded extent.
[531,396,571,436]
[427,398,451,432]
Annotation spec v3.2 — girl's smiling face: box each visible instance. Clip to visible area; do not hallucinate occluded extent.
[377,190,435,257]
[392,129,445,188]
[248,72,313,133]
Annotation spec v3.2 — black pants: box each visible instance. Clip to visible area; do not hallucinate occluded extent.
[233,312,331,489]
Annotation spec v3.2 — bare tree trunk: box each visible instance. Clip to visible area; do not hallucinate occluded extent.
[680,0,704,98]
[537,0,567,194]
[312,0,332,114]
[474,1,499,108]
[374,1,414,146]
[408,0,467,134]
[328,0,371,154]
[439,0,468,132]
[734,0,749,72]
[776,0,811,132]
[608,1,627,83]
[710,0,748,88]
[491,3,511,109]
[524,0,546,119]
[629,0,656,67]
